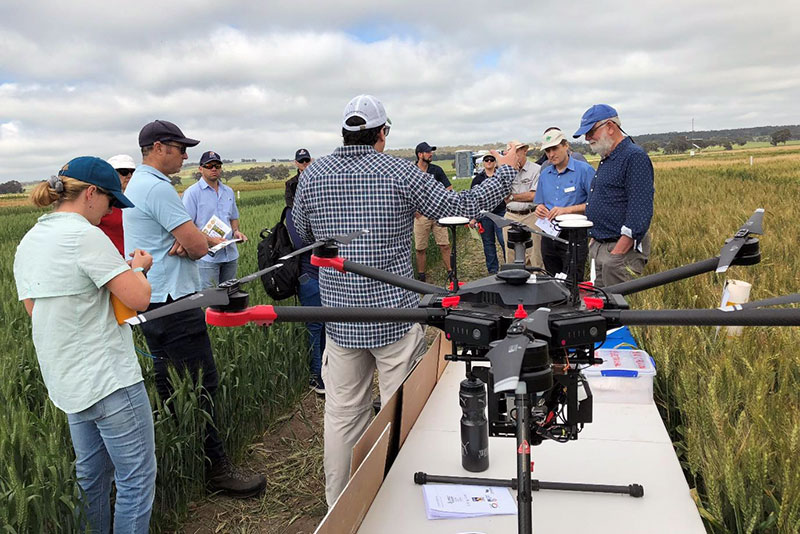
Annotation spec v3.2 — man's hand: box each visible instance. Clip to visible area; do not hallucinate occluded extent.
[491,149,518,169]
[611,235,634,255]
[547,206,570,220]
[233,230,248,242]
[168,240,188,257]
[207,235,225,247]
[534,204,549,219]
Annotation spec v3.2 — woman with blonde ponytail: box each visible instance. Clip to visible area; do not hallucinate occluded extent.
[14,156,157,533]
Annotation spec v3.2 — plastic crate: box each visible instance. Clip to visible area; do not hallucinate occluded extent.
[583,349,657,404]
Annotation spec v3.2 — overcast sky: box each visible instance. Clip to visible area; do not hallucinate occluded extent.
[1,0,798,182]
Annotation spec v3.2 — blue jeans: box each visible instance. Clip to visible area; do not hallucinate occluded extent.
[479,215,506,274]
[298,273,325,379]
[67,382,156,534]
[198,259,238,288]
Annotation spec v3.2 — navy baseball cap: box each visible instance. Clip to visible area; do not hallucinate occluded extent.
[295,148,311,162]
[138,120,200,147]
[58,156,134,208]
[415,142,436,154]
[573,104,618,138]
[199,151,222,165]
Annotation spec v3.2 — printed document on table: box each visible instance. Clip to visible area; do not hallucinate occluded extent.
[535,217,560,237]
[422,484,517,520]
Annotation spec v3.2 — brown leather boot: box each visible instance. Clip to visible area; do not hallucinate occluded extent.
[207,457,266,498]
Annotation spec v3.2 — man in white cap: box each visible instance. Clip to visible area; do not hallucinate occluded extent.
[99,154,137,256]
[533,129,595,279]
[503,140,542,267]
[292,94,518,506]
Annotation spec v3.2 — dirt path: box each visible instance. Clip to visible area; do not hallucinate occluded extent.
[180,230,497,533]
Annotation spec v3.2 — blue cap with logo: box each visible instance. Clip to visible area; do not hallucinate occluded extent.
[573,104,618,138]
[199,151,222,165]
[58,156,134,208]
[295,148,311,162]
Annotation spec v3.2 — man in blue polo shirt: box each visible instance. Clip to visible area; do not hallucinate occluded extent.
[574,105,654,287]
[123,120,266,498]
[533,128,594,280]
[182,150,247,288]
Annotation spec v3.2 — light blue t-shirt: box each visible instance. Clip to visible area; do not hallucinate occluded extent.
[182,178,240,263]
[14,212,143,414]
[123,164,201,302]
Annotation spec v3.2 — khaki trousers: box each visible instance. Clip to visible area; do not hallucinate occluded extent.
[322,323,426,506]
[588,233,651,287]
[503,210,543,268]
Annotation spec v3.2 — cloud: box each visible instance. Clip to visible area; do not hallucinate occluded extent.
[1,0,799,181]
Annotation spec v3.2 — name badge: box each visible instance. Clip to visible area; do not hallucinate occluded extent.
[564,186,576,193]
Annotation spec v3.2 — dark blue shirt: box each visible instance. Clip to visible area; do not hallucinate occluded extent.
[585,137,654,242]
[470,171,506,216]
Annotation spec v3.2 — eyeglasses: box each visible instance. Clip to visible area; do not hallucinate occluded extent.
[159,141,187,154]
[586,119,611,138]
[117,169,134,177]
[383,124,391,137]
[296,158,310,164]
[483,157,496,163]
[202,163,222,170]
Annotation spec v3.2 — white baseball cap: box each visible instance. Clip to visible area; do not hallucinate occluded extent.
[107,154,137,170]
[342,94,388,131]
[541,129,567,150]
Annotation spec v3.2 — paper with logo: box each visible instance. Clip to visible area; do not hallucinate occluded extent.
[535,217,560,237]
[201,214,232,239]
[422,484,517,520]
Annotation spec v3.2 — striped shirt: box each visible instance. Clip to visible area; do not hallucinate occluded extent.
[292,144,515,348]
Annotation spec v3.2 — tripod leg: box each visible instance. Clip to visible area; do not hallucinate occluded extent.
[533,480,644,497]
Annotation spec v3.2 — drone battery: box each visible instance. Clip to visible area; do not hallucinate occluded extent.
[549,312,606,348]
[444,312,500,347]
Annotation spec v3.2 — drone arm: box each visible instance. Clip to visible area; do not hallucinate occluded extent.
[602,308,800,327]
[602,258,719,295]
[206,305,447,328]
[339,259,449,295]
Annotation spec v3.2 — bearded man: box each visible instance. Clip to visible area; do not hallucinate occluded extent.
[573,105,654,287]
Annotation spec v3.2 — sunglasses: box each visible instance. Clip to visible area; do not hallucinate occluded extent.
[483,157,496,163]
[202,163,222,170]
[586,119,611,138]
[117,169,134,177]
[296,158,311,164]
[159,141,187,154]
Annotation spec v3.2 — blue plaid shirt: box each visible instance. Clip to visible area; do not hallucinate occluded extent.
[292,145,515,348]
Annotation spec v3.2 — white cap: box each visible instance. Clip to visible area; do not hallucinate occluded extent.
[107,154,137,170]
[541,129,566,150]
[342,94,388,131]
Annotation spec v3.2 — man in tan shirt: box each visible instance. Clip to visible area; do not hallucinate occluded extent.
[503,140,543,268]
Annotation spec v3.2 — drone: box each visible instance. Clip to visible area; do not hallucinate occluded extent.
[126,208,800,534]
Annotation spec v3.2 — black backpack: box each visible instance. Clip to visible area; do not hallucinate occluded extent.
[257,207,300,300]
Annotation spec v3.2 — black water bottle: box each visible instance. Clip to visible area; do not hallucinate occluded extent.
[460,376,489,472]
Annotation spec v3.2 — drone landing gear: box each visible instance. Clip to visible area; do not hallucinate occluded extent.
[413,388,643,534]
